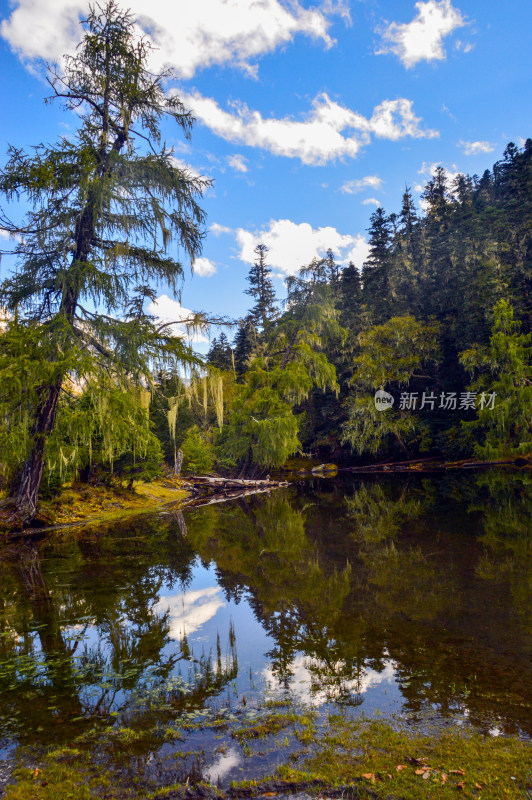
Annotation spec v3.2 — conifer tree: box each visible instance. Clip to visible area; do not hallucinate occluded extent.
[390,188,422,315]
[338,261,363,336]
[207,332,232,370]
[244,244,277,330]
[0,2,208,522]
[362,207,392,322]
[233,318,257,379]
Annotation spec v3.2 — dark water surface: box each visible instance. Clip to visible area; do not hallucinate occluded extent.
[0,471,531,786]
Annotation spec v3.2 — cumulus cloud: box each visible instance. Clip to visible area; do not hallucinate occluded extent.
[210,223,233,237]
[193,257,216,277]
[181,91,438,165]
[377,0,465,68]
[235,218,369,275]
[155,587,225,639]
[340,175,383,194]
[227,154,248,173]
[458,139,495,156]
[1,0,340,77]
[147,294,209,342]
[362,197,381,206]
[263,655,397,706]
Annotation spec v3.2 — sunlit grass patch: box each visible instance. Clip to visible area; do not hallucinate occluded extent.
[275,715,532,799]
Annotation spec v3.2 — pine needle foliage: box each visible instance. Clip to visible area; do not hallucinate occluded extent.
[0,1,209,520]
[218,260,343,473]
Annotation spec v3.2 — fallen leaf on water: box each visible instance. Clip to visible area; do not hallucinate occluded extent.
[396,765,407,771]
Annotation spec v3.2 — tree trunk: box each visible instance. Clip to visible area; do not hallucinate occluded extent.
[174,447,184,477]
[13,375,63,523]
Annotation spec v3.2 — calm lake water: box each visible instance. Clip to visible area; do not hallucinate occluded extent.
[0,471,531,787]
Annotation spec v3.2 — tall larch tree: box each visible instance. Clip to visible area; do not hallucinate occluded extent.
[0,2,209,522]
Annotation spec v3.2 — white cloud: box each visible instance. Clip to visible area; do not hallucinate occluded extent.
[181,91,438,165]
[170,157,209,182]
[377,0,465,68]
[210,223,233,237]
[193,257,216,277]
[454,39,474,53]
[227,153,248,173]
[205,746,242,783]
[263,655,397,706]
[362,197,381,206]
[418,160,462,184]
[1,0,339,78]
[147,294,209,342]
[340,175,383,194]
[154,587,225,639]
[458,139,495,156]
[235,218,369,275]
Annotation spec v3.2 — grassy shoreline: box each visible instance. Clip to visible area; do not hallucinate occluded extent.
[3,708,531,800]
[0,478,189,534]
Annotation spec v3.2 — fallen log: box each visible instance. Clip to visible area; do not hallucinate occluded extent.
[180,486,276,510]
[341,455,532,473]
[189,475,289,489]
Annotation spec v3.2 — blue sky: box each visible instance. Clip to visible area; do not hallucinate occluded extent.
[0,0,530,347]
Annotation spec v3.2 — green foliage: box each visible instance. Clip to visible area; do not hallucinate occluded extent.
[352,315,440,390]
[233,318,258,379]
[244,243,278,330]
[343,316,440,456]
[460,299,532,457]
[0,2,208,515]
[218,261,342,472]
[206,331,233,371]
[181,426,215,475]
[215,363,302,470]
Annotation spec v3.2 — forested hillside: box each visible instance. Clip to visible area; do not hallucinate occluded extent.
[2,139,531,497]
[168,140,532,475]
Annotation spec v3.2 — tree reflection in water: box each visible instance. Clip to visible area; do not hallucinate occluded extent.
[0,470,531,782]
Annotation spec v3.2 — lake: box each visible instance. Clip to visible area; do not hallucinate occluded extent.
[0,470,531,789]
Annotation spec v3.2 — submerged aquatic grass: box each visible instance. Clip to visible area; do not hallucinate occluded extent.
[4,709,531,799]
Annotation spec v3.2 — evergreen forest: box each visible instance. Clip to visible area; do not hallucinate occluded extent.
[0,2,531,521]
[158,141,532,477]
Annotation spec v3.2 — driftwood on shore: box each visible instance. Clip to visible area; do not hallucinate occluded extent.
[189,475,288,487]
[340,455,532,473]
[179,475,289,510]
